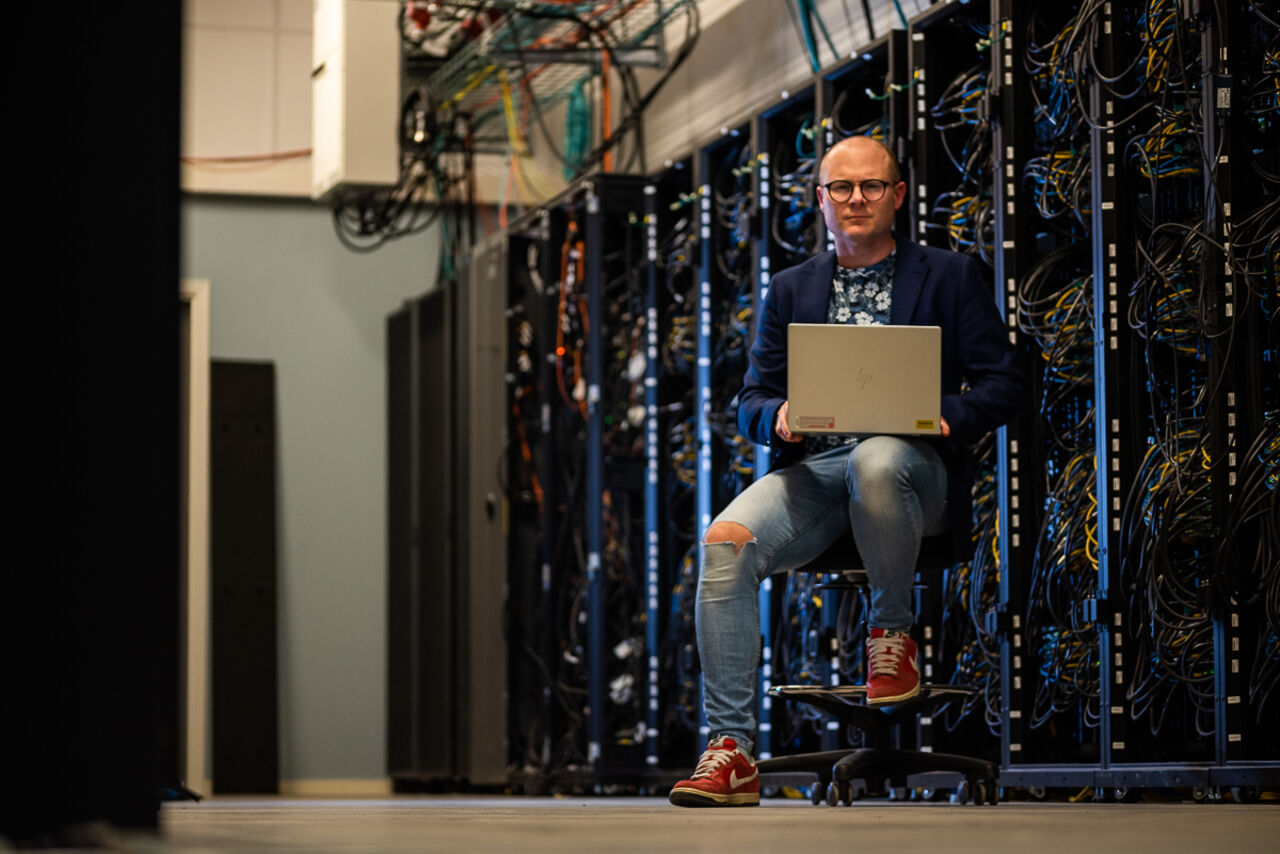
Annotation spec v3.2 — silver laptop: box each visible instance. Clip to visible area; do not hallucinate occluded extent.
[787,324,942,436]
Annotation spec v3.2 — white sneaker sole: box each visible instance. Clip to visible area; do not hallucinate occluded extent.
[668,786,760,807]
[866,682,922,706]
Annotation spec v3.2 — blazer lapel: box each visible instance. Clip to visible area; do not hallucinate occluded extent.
[889,235,928,324]
[795,250,836,322]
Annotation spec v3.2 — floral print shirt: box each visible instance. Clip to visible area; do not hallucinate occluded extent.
[803,250,895,455]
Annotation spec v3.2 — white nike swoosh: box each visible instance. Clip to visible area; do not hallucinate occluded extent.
[730,769,758,788]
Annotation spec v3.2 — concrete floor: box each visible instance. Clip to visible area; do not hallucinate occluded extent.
[97,795,1278,853]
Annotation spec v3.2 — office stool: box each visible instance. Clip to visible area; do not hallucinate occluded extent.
[756,532,1000,805]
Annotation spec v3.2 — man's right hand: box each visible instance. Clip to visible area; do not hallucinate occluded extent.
[775,401,804,443]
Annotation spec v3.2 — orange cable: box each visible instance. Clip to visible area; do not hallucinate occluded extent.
[602,47,613,173]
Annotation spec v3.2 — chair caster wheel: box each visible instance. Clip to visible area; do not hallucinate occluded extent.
[1231,786,1260,804]
[954,780,970,804]
[825,780,856,806]
[810,783,825,806]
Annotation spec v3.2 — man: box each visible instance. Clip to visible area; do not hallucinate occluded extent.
[668,135,1021,807]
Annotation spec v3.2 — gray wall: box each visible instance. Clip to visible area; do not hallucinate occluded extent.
[182,195,438,779]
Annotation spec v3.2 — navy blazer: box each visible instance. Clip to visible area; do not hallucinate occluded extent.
[737,234,1023,554]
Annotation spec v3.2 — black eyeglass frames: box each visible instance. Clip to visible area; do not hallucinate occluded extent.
[821,179,894,203]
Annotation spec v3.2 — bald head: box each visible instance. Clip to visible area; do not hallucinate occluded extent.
[819,135,900,184]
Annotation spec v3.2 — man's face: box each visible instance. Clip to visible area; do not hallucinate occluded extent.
[815,140,906,248]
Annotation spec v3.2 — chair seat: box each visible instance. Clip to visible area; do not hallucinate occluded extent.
[771,683,975,704]
[766,684,974,732]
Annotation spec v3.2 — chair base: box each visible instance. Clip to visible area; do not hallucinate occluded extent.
[758,684,1000,805]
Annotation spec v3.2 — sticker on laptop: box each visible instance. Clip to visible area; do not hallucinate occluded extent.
[795,416,836,429]
[915,419,937,430]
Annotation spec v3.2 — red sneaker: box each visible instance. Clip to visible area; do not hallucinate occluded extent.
[668,736,760,807]
[866,627,921,705]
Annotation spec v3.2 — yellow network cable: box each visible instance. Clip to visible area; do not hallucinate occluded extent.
[442,63,497,110]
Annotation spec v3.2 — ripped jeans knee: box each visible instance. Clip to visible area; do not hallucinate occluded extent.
[703,520,755,557]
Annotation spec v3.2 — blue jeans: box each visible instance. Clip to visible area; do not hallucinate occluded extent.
[696,436,949,757]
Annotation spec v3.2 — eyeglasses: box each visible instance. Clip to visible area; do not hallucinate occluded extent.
[822,179,893,203]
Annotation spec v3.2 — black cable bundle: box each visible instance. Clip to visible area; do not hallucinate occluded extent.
[710,146,756,504]
[937,431,1003,735]
[545,217,592,773]
[1019,241,1100,731]
[928,56,994,263]
[597,223,649,752]
[774,570,829,741]
[771,116,820,264]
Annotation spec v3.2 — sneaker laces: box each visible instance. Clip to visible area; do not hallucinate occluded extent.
[690,742,736,779]
[868,631,907,678]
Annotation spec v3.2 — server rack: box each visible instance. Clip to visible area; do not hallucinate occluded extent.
[387,262,508,791]
[904,1,1010,778]
[1215,0,1280,783]
[646,161,702,775]
[690,126,771,763]
[993,0,1100,786]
